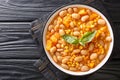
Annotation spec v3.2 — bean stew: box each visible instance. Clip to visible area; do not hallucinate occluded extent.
[45,6,112,72]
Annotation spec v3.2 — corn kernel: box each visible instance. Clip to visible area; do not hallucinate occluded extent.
[61,44,64,48]
[75,62,79,66]
[73,55,76,58]
[50,35,57,43]
[57,17,62,23]
[70,48,73,51]
[70,32,73,35]
[79,46,83,49]
[77,22,81,26]
[64,50,69,53]
[90,25,95,28]
[89,62,95,68]
[46,40,52,50]
[65,46,68,49]
[70,59,73,62]
[65,29,71,34]
[100,48,104,54]
[79,9,87,15]
[71,63,75,67]
[82,55,85,58]
[91,60,95,63]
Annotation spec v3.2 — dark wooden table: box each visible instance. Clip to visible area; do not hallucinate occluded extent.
[0,0,120,80]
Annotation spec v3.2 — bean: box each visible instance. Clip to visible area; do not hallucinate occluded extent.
[104,43,108,50]
[50,46,57,53]
[61,64,69,69]
[90,53,98,60]
[53,20,57,25]
[98,19,106,25]
[69,67,77,71]
[58,39,65,44]
[55,52,61,56]
[56,43,61,48]
[86,9,91,15]
[72,13,80,19]
[101,32,105,37]
[51,29,55,33]
[79,64,83,67]
[81,65,89,72]
[61,52,67,56]
[62,57,69,64]
[60,24,65,29]
[54,24,59,31]
[61,39,66,44]
[65,56,71,59]
[59,10,67,17]
[81,15,89,22]
[99,54,105,61]
[89,43,94,51]
[74,56,83,62]
[57,49,63,52]
[73,31,80,36]
[73,49,81,54]
[53,55,58,63]
[56,21,61,25]
[58,40,62,44]
[99,40,104,46]
[67,8,73,14]
[70,22,75,28]
[59,29,65,36]
[74,28,79,31]
[106,36,112,42]
[57,56,63,62]
[73,7,78,13]
[81,50,88,55]
[48,25,53,31]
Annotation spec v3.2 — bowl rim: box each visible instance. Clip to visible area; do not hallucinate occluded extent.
[43,4,114,76]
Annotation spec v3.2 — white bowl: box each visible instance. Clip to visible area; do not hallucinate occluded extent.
[43,4,114,76]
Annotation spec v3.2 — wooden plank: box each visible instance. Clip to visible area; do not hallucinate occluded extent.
[0,0,119,22]
[0,59,46,80]
[111,23,120,60]
[0,59,119,80]
[0,0,73,21]
[0,23,40,59]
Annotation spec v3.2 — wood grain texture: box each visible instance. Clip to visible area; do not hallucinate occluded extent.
[0,0,119,22]
[0,59,46,80]
[0,0,73,21]
[0,59,119,80]
[0,23,40,59]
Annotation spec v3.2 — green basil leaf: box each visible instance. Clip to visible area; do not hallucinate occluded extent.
[79,31,97,46]
[62,34,79,44]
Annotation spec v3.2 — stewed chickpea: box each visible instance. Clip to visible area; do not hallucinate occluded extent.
[46,6,112,72]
